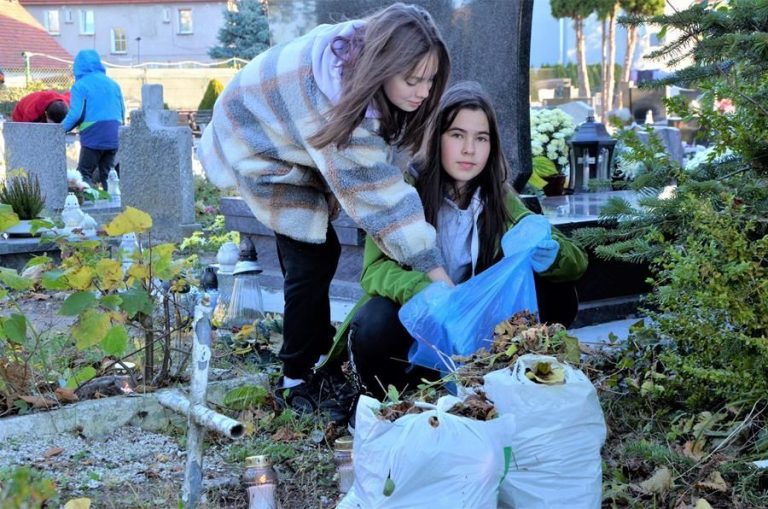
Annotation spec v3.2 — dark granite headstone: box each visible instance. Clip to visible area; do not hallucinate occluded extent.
[286,0,534,190]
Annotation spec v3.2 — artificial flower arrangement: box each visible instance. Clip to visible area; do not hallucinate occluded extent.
[528,108,576,195]
[67,169,103,204]
[530,108,576,170]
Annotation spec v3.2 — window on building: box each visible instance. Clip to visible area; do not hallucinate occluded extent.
[79,9,95,35]
[162,8,171,23]
[177,8,193,34]
[45,10,60,34]
[64,9,73,24]
[111,28,127,54]
[227,0,238,11]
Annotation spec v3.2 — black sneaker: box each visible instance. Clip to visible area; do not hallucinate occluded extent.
[274,367,357,424]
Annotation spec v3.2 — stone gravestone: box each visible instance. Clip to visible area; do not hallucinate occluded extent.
[633,126,685,165]
[119,84,200,241]
[280,0,534,190]
[555,101,595,126]
[0,122,67,212]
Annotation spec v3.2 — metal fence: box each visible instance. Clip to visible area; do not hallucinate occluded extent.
[0,53,247,116]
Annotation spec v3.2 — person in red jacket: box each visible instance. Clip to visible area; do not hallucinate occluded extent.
[11,90,70,123]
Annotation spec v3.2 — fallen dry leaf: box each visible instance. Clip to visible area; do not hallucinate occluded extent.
[694,498,713,509]
[54,387,79,403]
[27,291,50,300]
[64,498,91,509]
[272,426,304,442]
[43,447,64,458]
[695,471,728,492]
[682,439,706,460]
[639,466,672,494]
[19,395,56,408]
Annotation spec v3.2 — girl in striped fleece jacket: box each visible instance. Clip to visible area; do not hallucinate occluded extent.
[198,3,452,420]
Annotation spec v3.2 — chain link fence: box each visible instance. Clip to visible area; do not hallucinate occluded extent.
[0,53,247,117]
[0,54,73,119]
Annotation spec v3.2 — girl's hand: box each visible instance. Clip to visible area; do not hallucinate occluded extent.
[427,267,455,287]
[531,239,560,273]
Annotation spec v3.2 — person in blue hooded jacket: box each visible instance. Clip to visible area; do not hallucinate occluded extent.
[62,50,125,190]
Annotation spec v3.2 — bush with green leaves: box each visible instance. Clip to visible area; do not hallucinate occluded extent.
[0,466,58,508]
[0,207,196,414]
[649,194,768,406]
[0,171,45,220]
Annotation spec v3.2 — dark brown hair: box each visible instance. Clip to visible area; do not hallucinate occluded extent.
[45,100,68,123]
[309,3,450,152]
[414,81,512,274]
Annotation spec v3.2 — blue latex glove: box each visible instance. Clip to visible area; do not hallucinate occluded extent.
[531,239,560,273]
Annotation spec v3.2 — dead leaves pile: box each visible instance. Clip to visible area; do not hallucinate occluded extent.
[454,311,581,386]
[446,392,497,421]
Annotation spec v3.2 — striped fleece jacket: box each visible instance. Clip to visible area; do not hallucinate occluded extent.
[198,21,443,273]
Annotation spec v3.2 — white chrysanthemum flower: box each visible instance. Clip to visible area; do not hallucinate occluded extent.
[658,184,677,200]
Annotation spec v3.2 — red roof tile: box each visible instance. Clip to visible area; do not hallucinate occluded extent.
[0,0,72,69]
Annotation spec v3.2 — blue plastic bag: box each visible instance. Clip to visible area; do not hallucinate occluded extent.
[399,215,552,372]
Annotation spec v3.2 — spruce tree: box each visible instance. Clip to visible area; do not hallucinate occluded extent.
[209,0,270,60]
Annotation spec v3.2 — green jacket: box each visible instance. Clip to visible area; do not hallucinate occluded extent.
[325,192,589,361]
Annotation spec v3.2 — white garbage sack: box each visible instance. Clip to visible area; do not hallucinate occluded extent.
[482,354,606,509]
[337,394,516,509]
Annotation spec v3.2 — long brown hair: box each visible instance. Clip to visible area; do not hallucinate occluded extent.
[309,3,450,152]
[414,81,512,274]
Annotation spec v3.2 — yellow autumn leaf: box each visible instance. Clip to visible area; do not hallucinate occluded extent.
[148,243,178,279]
[694,499,713,509]
[66,266,94,290]
[525,361,565,385]
[127,263,150,284]
[104,207,152,236]
[696,471,727,492]
[64,497,91,509]
[95,258,123,291]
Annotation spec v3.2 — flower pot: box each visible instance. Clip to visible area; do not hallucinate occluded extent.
[3,219,50,238]
[542,174,566,197]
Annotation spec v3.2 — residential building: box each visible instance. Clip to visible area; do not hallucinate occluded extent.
[19,0,233,65]
[0,0,71,85]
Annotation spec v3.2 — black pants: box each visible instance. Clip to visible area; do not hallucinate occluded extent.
[348,296,440,398]
[349,278,579,397]
[78,146,117,190]
[275,225,341,380]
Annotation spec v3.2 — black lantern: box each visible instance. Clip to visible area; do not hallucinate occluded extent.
[566,116,617,193]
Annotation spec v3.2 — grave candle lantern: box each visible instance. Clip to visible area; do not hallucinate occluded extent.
[243,455,278,509]
[566,116,616,193]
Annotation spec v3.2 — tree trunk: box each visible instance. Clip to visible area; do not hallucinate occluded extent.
[601,17,608,119]
[575,18,591,98]
[606,3,619,111]
[619,25,638,110]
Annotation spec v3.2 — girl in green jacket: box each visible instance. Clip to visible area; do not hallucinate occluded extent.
[339,81,588,397]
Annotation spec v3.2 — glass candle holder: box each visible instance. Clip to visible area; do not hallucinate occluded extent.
[243,455,277,509]
[222,261,264,330]
[334,436,354,494]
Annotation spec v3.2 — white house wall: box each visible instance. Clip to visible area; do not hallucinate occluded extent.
[24,2,228,65]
